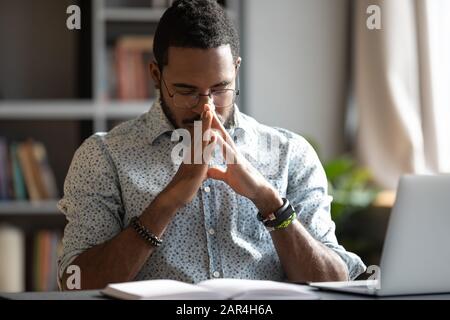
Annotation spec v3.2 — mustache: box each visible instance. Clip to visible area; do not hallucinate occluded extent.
[182,117,201,125]
[183,114,223,125]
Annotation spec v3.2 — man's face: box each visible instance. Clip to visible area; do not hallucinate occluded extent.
[151,45,240,131]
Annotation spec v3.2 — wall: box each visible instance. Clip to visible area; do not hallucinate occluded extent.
[0,0,77,99]
[242,0,350,160]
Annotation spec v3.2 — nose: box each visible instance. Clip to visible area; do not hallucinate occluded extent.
[191,94,215,114]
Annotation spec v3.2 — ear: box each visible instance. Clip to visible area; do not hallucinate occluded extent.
[235,57,242,70]
[149,61,161,89]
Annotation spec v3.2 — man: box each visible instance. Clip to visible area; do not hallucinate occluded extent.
[58,0,365,290]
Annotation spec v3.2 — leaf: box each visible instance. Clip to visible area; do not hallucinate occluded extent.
[324,156,355,182]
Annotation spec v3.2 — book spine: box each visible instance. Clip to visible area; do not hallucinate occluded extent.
[49,232,60,291]
[6,141,16,200]
[18,142,40,201]
[33,142,59,199]
[41,231,50,291]
[11,143,28,200]
[0,224,25,292]
[114,36,155,101]
[136,50,148,99]
[115,45,128,100]
[27,140,49,200]
[33,231,41,291]
[0,138,8,200]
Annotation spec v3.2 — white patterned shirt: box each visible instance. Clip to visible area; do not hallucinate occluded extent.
[57,99,366,285]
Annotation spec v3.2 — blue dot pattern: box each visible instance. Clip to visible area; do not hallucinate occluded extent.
[57,98,366,285]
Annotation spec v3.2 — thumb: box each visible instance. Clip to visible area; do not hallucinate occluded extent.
[207,166,227,181]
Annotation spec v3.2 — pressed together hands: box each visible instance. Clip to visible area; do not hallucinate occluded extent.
[160,104,283,217]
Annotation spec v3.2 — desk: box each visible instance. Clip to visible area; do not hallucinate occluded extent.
[2,286,450,300]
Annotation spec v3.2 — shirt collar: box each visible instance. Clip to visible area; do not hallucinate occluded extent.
[145,94,175,144]
[230,105,254,144]
[229,104,250,134]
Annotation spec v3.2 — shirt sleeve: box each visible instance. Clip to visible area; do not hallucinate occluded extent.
[57,134,125,286]
[286,134,367,280]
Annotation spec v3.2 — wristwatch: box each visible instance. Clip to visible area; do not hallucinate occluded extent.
[257,197,296,229]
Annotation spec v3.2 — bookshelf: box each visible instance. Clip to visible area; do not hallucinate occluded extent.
[0,100,150,130]
[0,201,60,216]
[0,0,242,292]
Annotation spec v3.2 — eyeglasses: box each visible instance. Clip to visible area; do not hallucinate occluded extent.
[161,77,240,109]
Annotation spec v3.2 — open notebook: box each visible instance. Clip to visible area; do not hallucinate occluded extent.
[101,278,319,300]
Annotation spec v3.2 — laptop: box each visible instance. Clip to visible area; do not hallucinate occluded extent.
[310,174,450,296]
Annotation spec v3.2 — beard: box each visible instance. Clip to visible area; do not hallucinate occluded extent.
[159,92,235,130]
[159,93,179,128]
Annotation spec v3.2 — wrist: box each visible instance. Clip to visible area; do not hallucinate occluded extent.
[252,186,283,217]
[257,197,297,232]
[140,191,179,237]
[159,185,185,211]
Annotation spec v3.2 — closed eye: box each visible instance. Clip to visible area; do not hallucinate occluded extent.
[177,90,197,96]
[211,89,229,95]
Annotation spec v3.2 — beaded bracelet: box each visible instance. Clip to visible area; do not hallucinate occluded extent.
[130,216,163,247]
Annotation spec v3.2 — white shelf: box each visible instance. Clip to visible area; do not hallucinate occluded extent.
[0,101,151,120]
[99,101,152,119]
[0,101,94,120]
[0,200,60,215]
[100,7,236,23]
[101,8,166,22]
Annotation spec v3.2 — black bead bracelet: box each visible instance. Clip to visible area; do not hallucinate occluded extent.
[130,216,163,247]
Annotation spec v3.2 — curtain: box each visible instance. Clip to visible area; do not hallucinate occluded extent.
[353,0,450,189]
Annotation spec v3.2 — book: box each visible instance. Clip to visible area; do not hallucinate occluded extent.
[18,140,43,201]
[32,230,61,291]
[48,232,61,291]
[32,142,59,199]
[17,140,51,201]
[5,140,15,200]
[0,137,8,200]
[26,140,49,200]
[10,143,27,200]
[33,231,42,291]
[115,36,155,100]
[0,224,25,292]
[102,278,319,300]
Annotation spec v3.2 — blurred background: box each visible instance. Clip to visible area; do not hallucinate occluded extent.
[0,0,449,292]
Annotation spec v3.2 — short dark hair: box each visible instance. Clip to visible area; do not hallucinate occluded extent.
[153,0,240,70]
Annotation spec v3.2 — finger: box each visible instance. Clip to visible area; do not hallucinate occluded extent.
[202,106,213,145]
[203,133,217,163]
[190,107,211,165]
[207,166,227,181]
[215,134,238,165]
[210,109,236,149]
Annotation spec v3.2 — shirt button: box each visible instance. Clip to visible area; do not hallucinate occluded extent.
[208,228,215,235]
[213,271,220,278]
[204,186,211,193]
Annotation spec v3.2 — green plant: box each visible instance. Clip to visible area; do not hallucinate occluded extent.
[323,155,379,225]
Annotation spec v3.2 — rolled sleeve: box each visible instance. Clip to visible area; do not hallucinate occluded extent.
[57,134,125,283]
[286,135,367,280]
